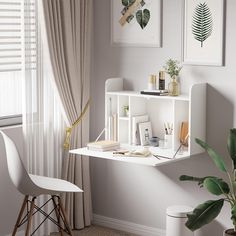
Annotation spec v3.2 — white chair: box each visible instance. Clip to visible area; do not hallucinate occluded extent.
[0,131,82,236]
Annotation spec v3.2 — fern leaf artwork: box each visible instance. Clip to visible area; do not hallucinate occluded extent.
[192,2,213,47]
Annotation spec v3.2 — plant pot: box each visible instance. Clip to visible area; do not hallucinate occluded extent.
[168,76,179,96]
[224,229,236,236]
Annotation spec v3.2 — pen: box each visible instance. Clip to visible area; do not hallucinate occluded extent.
[153,155,160,160]
[170,123,173,135]
[153,154,172,160]
[164,123,168,135]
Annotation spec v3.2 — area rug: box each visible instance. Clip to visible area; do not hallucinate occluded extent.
[50,225,137,236]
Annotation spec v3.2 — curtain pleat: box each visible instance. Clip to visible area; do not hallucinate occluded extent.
[42,0,93,229]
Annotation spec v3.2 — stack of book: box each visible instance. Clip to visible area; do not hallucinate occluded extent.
[87,140,120,152]
[140,90,169,96]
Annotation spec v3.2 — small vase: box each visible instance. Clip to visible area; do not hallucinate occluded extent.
[168,76,179,96]
[224,229,236,236]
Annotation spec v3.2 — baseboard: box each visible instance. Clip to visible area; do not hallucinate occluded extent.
[93,214,165,236]
[5,230,24,236]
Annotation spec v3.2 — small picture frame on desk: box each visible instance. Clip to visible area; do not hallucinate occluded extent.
[139,121,152,146]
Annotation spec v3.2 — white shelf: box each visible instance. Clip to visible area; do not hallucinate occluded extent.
[70,146,190,167]
[106,91,190,101]
[105,78,206,158]
[119,117,129,121]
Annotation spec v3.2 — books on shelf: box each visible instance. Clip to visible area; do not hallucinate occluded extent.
[108,113,118,141]
[140,90,169,96]
[132,114,149,145]
[87,140,120,151]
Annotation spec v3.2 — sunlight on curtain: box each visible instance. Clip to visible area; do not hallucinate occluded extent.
[23,0,66,235]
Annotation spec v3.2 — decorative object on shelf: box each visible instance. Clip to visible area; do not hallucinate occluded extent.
[132,115,149,145]
[111,0,162,47]
[158,71,165,90]
[148,74,156,90]
[179,129,236,236]
[183,0,225,66]
[139,121,152,146]
[179,122,188,146]
[149,136,159,147]
[168,76,179,96]
[123,105,129,117]
[164,59,182,96]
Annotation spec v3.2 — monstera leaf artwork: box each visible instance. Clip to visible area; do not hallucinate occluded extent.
[120,0,150,29]
[192,2,213,47]
[136,9,150,29]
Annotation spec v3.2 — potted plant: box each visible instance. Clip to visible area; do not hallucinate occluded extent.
[163,59,182,96]
[179,129,236,236]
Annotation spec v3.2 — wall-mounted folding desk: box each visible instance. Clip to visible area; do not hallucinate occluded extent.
[70,78,207,167]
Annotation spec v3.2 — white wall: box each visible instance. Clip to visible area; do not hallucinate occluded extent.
[90,0,236,235]
[0,126,24,235]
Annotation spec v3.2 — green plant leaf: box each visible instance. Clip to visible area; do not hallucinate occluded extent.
[195,138,227,173]
[136,9,150,29]
[231,204,236,228]
[179,175,215,187]
[186,199,224,231]
[192,2,213,47]
[203,177,230,195]
[227,129,236,169]
[122,0,135,7]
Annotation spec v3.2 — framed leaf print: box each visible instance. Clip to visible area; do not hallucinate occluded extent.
[111,0,162,47]
[183,0,225,66]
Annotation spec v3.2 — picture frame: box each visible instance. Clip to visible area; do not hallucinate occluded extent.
[183,0,225,66]
[111,0,162,47]
[139,121,152,146]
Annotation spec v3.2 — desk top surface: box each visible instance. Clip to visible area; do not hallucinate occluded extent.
[70,146,190,167]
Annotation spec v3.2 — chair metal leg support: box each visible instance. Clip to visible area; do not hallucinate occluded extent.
[12,195,29,236]
[57,196,73,236]
[25,196,36,236]
[52,195,64,236]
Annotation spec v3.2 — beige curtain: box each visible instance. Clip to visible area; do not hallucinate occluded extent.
[42,0,92,229]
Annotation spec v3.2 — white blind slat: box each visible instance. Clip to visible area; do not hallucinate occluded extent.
[0,0,36,72]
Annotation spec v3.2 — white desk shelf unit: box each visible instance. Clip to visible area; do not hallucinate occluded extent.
[70,78,206,167]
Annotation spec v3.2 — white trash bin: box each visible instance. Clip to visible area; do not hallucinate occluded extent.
[166,205,194,236]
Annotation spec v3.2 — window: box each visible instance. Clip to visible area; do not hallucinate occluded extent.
[0,0,36,126]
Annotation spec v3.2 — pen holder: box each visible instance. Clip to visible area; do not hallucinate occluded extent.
[164,134,172,149]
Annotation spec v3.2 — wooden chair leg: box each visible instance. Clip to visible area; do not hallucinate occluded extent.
[52,196,63,236]
[25,197,36,236]
[12,195,29,236]
[58,197,73,236]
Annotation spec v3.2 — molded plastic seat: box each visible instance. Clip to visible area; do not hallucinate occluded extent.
[0,130,82,235]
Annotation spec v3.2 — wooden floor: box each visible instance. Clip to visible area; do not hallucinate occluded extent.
[50,225,137,236]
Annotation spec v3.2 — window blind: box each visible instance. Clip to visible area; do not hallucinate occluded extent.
[0,0,36,72]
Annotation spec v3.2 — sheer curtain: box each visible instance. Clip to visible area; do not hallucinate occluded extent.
[23,0,66,235]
